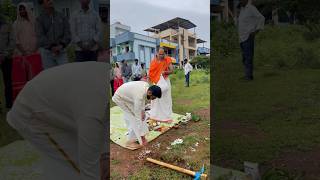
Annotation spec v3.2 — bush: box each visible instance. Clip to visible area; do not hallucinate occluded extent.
[303,23,320,41]
[191,55,210,69]
[0,0,16,23]
[294,47,320,69]
[66,45,75,63]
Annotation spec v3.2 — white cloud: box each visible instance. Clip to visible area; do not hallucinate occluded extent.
[110,0,210,46]
[135,0,210,15]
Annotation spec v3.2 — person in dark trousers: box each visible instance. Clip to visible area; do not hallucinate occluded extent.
[183,59,193,87]
[237,0,265,81]
[0,16,14,108]
[110,63,115,96]
[121,60,132,83]
[36,0,71,69]
[71,0,102,62]
[131,59,142,81]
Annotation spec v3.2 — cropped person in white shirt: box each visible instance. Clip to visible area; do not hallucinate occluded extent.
[237,0,265,81]
[7,62,108,180]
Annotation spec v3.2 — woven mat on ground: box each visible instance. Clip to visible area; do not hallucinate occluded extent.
[110,106,184,150]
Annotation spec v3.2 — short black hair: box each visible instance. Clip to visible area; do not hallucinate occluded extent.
[121,60,125,63]
[148,85,162,98]
[135,59,138,61]
[38,0,44,4]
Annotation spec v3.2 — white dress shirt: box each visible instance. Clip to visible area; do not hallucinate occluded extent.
[184,62,193,75]
[238,3,265,42]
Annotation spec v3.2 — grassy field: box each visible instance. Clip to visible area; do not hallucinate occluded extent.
[110,69,210,179]
[0,73,22,147]
[213,24,320,178]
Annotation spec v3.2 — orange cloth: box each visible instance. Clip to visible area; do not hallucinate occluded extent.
[149,56,172,84]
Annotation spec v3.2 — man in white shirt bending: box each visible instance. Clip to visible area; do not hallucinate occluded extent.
[7,62,108,180]
[183,58,193,87]
[112,81,162,149]
[238,0,265,81]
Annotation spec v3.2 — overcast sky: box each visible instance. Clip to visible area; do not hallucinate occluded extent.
[110,0,210,48]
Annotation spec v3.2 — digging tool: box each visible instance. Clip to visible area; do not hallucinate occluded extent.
[146,158,207,179]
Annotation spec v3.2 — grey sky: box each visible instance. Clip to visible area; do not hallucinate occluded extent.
[111,0,210,48]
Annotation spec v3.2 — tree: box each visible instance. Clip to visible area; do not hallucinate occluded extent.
[191,55,210,69]
[0,0,16,23]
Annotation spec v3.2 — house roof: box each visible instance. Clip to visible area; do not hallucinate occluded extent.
[144,17,196,32]
[197,39,206,44]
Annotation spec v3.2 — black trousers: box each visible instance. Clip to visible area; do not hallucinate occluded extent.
[110,79,114,96]
[1,57,13,108]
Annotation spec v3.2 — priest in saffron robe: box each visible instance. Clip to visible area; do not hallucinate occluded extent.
[148,48,174,123]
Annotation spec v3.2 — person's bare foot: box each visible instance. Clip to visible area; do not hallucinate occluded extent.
[141,137,148,146]
[152,118,173,124]
[125,140,142,149]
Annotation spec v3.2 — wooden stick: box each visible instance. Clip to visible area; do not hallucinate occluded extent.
[146,158,207,179]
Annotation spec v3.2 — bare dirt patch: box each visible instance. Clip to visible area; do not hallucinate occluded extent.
[110,120,210,178]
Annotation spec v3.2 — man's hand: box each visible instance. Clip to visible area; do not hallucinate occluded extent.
[52,45,63,55]
[141,136,148,146]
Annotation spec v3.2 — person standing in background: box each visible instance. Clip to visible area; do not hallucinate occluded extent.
[13,3,38,57]
[121,60,132,83]
[141,63,147,82]
[237,0,265,81]
[71,0,102,62]
[183,58,193,87]
[0,15,15,108]
[12,3,43,102]
[131,59,142,81]
[113,62,123,92]
[36,0,71,69]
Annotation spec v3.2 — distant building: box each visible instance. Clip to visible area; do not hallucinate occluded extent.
[145,17,205,65]
[110,22,130,39]
[110,24,157,69]
[197,39,210,56]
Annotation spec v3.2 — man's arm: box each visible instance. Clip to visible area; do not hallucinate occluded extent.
[70,13,82,48]
[128,65,132,77]
[251,5,265,32]
[35,17,51,49]
[60,15,71,49]
[93,13,102,47]
[163,63,174,75]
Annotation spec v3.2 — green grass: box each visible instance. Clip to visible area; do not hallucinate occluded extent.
[171,70,210,115]
[126,70,210,179]
[213,24,320,176]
